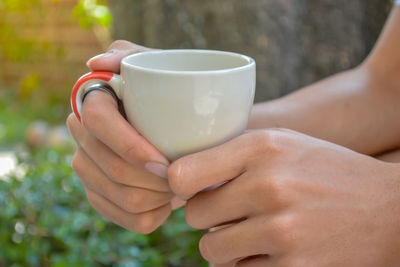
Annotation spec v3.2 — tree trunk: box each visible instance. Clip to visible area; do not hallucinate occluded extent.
[110,0,393,102]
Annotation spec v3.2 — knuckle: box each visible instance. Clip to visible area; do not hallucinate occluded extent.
[272,179,297,210]
[109,40,134,50]
[253,175,289,209]
[121,144,139,163]
[71,152,83,175]
[106,157,125,181]
[81,105,102,133]
[270,214,298,247]
[167,160,186,197]
[66,113,78,132]
[121,141,155,164]
[121,192,144,213]
[134,213,158,234]
[267,176,287,199]
[85,190,99,209]
[248,130,282,155]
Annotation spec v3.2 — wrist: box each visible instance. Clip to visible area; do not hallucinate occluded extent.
[247,100,281,130]
[360,61,400,95]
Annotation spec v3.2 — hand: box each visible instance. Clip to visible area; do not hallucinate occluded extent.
[168,129,400,266]
[67,40,183,234]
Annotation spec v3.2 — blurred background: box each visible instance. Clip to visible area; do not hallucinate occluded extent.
[0,0,394,266]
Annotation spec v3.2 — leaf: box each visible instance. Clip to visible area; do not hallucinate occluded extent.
[19,73,41,100]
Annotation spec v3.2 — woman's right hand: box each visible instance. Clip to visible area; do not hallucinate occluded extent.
[67,40,183,234]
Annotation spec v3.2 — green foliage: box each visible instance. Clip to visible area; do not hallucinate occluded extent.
[0,92,206,266]
[0,2,205,264]
[0,91,68,148]
[19,74,41,100]
[0,148,206,266]
[73,0,113,29]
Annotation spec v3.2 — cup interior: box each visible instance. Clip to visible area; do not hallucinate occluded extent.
[122,50,253,72]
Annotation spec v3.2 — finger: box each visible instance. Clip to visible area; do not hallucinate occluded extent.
[184,176,254,229]
[168,131,272,200]
[199,216,276,264]
[170,196,186,210]
[86,188,171,234]
[87,40,152,73]
[208,227,239,267]
[210,262,236,267]
[79,90,168,166]
[236,256,270,267]
[185,168,285,229]
[73,147,173,213]
[67,112,170,192]
[209,223,235,232]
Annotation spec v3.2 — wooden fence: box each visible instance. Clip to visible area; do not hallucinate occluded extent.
[1,0,108,99]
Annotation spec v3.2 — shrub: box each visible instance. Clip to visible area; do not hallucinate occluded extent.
[0,147,206,266]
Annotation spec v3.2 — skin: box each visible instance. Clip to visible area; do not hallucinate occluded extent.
[66,5,400,266]
[168,129,400,266]
[67,41,186,234]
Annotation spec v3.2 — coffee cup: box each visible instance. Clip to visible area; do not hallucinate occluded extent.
[71,49,256,160]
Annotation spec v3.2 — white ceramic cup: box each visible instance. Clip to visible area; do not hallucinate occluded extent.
[71,49,256,160]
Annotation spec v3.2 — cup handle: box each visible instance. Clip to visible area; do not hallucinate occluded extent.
[71,71,122,121]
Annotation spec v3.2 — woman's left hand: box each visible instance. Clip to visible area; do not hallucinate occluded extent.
[168,129,400,267]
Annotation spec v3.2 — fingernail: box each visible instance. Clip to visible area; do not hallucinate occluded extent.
[86,49,116,67]
[145,162,168,178]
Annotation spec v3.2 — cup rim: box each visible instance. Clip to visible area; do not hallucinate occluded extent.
[121,49,255,75]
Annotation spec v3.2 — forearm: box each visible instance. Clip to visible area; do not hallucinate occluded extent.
[249,67,400,155]
[249,7,400,155]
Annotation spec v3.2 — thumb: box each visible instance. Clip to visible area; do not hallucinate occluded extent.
[86,40,153,73]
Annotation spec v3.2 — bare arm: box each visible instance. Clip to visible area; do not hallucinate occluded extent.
[248,6,400,155]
